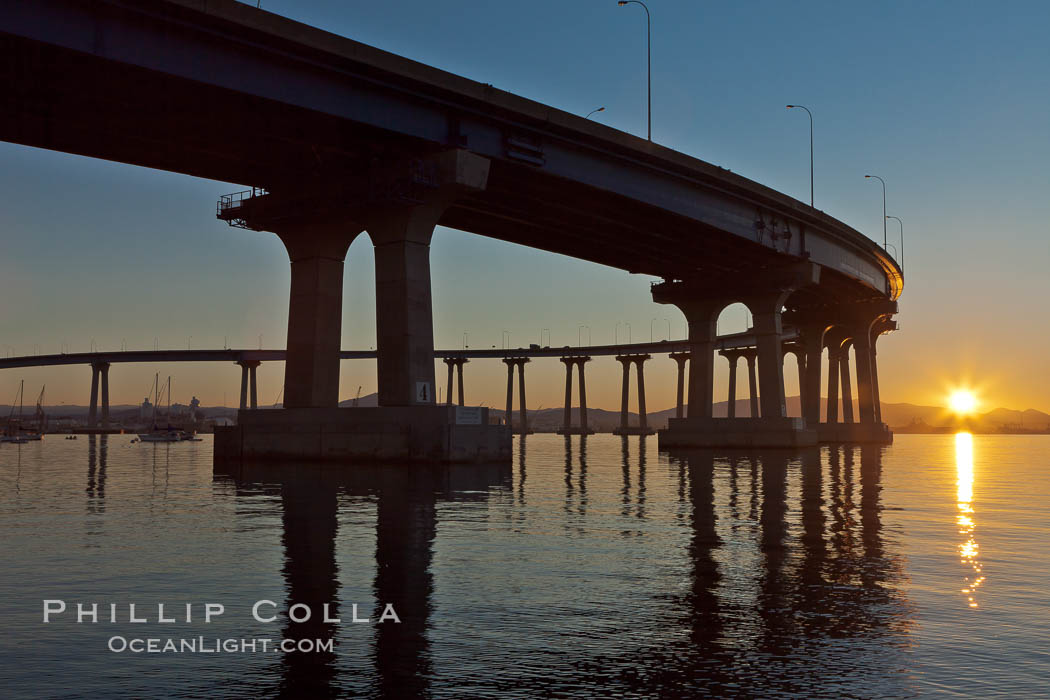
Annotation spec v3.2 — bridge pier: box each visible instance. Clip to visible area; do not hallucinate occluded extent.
[237,360,261,410]
[789,304,895,444]
[214,151,510,463]
[826,344,841,424]
[88,362,110,429]
[502,358,532,435]
[557,356,594,435]
[670,352,689,418]
[652,269,820,448]
[613,354,655,436]
[442,357,468,406]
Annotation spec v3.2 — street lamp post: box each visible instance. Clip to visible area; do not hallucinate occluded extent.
[617,1,651,141]
[585,107,606,119]
[786,104,814,206]
[886,215,905,271]
[864,174,888,248]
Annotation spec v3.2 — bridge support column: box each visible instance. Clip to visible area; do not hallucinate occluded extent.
[236,361,260,410]
[853,323,876,424]
[502,358,530,435]
[719,350,739,418]
[442,358,468,406]
[635,355,650,433]
[870,329,883,425]
[238,363,249,411]
[840,344,854,423]
[826,346,840,424]
[578,358,589,433]
[749,293,790,420]
[557,357,593,435]
[99,363,110,428]
[799,324,828,427]
[561,358,573,431]
[88,364,100,428]
[277,223,362,409]
[670,352,689,419]
[617,356,631,431]
[746,350,759,418]
[614,354,654,435]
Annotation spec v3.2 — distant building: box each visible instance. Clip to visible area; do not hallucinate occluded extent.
[140,397,152,419]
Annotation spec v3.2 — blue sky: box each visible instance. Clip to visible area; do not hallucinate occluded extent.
[1,0,1048,412]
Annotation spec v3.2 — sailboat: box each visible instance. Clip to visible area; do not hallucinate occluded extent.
[20,385,46,440]
[1,381,29,443]
[137,375,181,442]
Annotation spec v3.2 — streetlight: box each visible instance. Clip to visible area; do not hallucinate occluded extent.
[886,215,905,271]
[585,107,606,119]
[786,104,814,206]
[864,174,887,248]
[578,325,591,346]
[616,0,651,141]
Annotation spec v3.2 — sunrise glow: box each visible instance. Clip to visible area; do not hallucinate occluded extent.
[948,390,979,415]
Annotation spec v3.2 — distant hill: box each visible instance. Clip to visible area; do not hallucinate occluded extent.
[11,396,1049,433]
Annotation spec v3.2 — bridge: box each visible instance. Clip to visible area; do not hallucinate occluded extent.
[0,0,901,460]
[0,327,805,436]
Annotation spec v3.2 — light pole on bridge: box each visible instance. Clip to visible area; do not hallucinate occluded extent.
[616,0,651,141]
[864,174,888,249]
[786,104,814,206]
[585,106,606,119]
[886,215,905,272]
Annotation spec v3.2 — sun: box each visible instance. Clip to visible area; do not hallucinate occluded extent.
[948,390,979,415]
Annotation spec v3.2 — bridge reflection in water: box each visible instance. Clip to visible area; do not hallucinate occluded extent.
[212,439,911,698]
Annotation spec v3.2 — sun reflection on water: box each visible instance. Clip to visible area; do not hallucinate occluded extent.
[955,432,985,608]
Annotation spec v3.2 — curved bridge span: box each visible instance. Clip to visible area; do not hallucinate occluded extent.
[0,0,901,456]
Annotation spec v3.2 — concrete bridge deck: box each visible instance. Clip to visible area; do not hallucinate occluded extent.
[0,0,900,459]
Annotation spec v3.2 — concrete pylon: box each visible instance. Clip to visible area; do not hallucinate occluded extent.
[365,152,490,408]
[826,345,840,424]
[577,358,589,433]
[88,363,100,427]
[557,357,593,435]
[616,356,631,432]
[614,354,654,435]
[502,358,530,434]
[457,359,466,407]
[852,322,876,424]
[635,355,649,432]
[745,350,759,418]
[840,343,855,423]
[670,352,689,419]
[99,363,110,428]
[721,351,739,418]
[445,359,455,405]
[442,357,468,406]
[238,363,249,411]
[277,221,363,409]
[799,324,828,426]
[747,292,791,419]
[561,358,574,431]
[237,360,261,410]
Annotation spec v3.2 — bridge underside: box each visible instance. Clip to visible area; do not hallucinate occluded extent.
[0,1,900,459]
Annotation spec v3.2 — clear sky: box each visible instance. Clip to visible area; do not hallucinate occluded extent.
[1,0,1048,414]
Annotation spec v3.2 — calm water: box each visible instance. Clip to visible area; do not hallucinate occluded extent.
[1,434,1048,698]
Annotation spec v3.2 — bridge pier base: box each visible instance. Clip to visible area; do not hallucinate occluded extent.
[215,405,510,463]
[659,417,818,448]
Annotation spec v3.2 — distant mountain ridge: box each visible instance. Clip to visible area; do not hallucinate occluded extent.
[12,397,1049,433]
